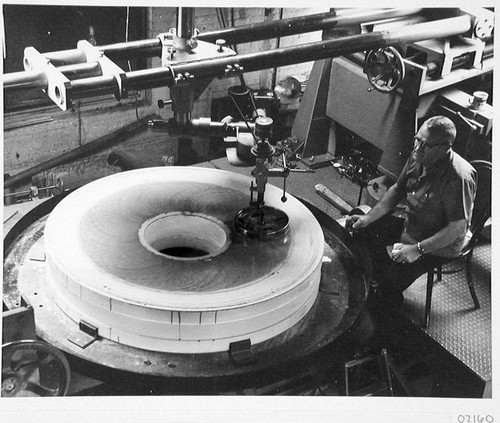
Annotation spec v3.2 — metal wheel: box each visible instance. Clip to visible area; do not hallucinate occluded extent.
[365,47,405,93]
[2,340,71,397]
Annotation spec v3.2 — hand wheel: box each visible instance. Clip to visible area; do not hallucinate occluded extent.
[365,47,405,93]
[2,340,71,397]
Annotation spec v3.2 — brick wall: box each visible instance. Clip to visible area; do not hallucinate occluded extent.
[3,7,326,190]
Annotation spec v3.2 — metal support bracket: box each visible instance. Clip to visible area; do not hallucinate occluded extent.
[67,320,98,349]
[159,32,235,67]
[160,28,199,59]
[229,339,256,366]
[24,47,71,110]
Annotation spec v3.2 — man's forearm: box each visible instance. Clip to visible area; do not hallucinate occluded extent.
[395,219,468,263]
[366,184,403,224]
[418,219,468,254]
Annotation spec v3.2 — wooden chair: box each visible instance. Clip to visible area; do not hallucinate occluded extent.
[423,160,491,328]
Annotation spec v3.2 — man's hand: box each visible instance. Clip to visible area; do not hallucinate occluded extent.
[345,214,371,234]
[390,243,421,263]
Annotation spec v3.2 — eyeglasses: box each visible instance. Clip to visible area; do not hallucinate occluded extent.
[413,138,450,151]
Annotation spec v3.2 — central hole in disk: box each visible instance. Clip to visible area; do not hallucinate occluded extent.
[139,212,231,261]
[160,246,208,258]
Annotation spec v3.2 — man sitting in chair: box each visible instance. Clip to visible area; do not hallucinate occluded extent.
[345,115,477,306]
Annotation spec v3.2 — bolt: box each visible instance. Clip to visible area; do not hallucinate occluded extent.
[167,46,175,60]
[4,380,16,392]
[187,38,198,50]
[216,39,226,52]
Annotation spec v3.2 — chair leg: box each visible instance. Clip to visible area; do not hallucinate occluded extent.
[424,270,434,328]
[465,255,480,309]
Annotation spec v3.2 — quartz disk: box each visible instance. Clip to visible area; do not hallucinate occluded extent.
[43,167,324,353]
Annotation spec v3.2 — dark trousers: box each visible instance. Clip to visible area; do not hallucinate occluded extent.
[353,214,441,301]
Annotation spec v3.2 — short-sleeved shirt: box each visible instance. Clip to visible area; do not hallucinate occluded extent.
[395,150,476,258]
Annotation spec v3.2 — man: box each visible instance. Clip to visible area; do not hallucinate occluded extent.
[345,115,477,306]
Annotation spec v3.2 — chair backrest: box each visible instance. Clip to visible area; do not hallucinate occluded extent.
[468,160,492,241]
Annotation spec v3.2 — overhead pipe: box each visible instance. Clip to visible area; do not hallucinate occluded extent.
[2,8,426,91]
[234,16,472,73]
[93,39,163,61]
[12,8,423,67]
[2,71,47,92]
[4,15,472,104]
[67,75,120,100]
[176,7,196,40]
[125,15,472,93]
[94,8,424,60]
[4,62,102,92]
[198,8,423,45]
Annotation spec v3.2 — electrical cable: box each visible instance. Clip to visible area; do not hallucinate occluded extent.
[72,101,87,145]
[228,93,258,143]
[217,9,258,121]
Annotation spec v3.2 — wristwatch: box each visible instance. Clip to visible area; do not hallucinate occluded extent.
[417,242,426,255]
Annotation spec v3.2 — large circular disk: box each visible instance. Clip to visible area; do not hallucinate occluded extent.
[43,167,324,353]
